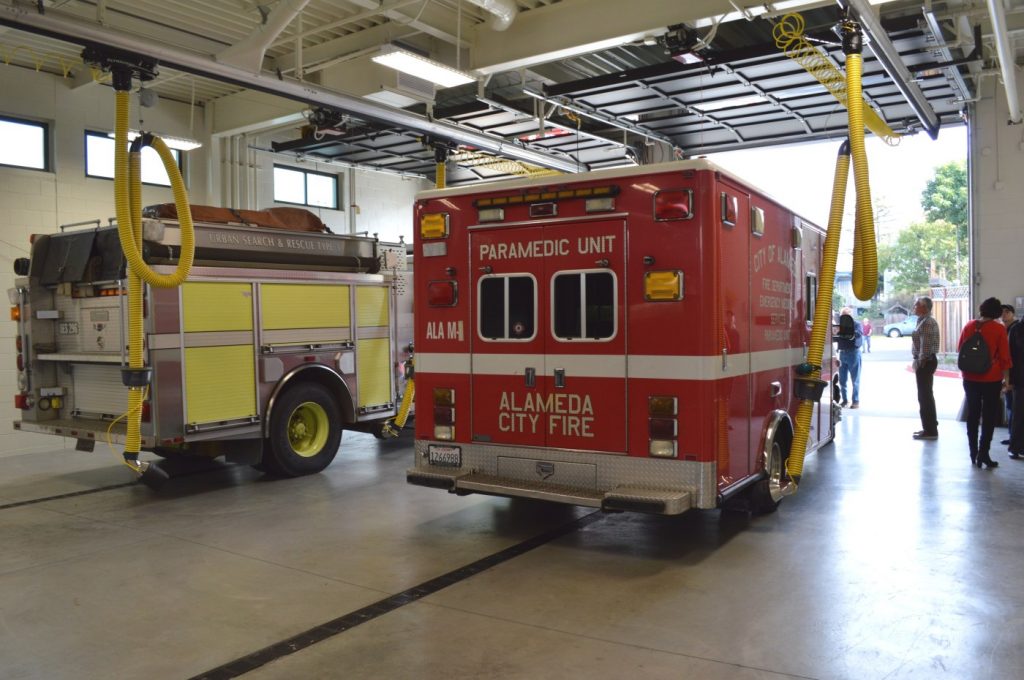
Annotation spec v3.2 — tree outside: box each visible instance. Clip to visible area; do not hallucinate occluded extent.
[878,160,967,298]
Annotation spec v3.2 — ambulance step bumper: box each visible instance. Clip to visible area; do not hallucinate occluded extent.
[406,470,694,515]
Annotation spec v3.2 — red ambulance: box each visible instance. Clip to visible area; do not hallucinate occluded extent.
[407,160,833,515]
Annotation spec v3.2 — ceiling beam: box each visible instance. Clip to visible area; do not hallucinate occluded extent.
[468,0,833,74]
[0,3,583,174]
[271,21,417,73]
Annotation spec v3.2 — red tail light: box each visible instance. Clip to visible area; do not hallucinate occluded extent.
[434,406,454,425]
[649,417,677,439]
[654,189,693,221]
[427,281,457,307]
[14,394,29,409]
[141,400,151,423]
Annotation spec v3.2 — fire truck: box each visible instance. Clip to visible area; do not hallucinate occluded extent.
[407,160,834,515]
[10,207,411,477]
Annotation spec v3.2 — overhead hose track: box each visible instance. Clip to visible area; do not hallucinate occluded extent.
[113,86,195,481]
[786,19,879,485]
[773,12,900,145]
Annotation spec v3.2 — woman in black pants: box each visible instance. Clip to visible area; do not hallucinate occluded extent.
[958,297,1013,468]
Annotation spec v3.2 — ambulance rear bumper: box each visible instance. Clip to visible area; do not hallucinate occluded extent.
[408,440,714,515]
[408,469,693,515]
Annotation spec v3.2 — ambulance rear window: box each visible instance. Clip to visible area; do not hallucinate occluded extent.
[552,271,616,341]
[478,275,536,341]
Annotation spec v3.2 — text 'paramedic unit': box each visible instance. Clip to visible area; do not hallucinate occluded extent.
[407,160,834,515]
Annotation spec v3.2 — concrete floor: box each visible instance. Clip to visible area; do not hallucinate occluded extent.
[3,336,1024,680]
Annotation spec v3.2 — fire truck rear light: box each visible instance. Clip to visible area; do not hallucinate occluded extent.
[654,189,693,221]
[644,271,683,301]
[649,440,677,458]
[648,417,677,439]
[478,207,504,223]
[427,281,457,307]
[14,393,30,410]
[141,400,151,423]
[434,425,454,441]
[529,202,557,218]
[420,213,449,240]
[434,406,454,425]
[16,354,24,371]
[648,396,677,416]
[433,388,455,407]
[10,306,20,321]
[49,396,62,409]
[585,197,615,213]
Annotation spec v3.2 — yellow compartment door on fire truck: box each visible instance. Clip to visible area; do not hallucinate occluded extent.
[470,220,626,453]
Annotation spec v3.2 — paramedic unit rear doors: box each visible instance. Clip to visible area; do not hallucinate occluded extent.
[470,219,626,453]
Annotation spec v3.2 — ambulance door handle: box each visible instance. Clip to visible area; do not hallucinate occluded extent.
[770,381,783,398]
[553,368,565,389]
[525,367,536,388]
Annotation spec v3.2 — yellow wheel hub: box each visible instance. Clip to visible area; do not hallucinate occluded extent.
[287,401,329,458]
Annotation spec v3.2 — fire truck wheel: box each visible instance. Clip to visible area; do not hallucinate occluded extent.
[748,437,791,515]
[264,382,342,477]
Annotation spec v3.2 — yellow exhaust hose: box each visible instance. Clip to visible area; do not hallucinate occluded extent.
[786,22,878,484]
[381,371,415,438]
[113,89,195,473]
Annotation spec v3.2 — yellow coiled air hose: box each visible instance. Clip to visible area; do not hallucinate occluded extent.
[786,20,878,485]
[113,87,195,478]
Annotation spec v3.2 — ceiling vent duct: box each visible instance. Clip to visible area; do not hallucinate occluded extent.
[467,0,517,31]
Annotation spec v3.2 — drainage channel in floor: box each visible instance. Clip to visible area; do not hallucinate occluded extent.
[188,510,607,680]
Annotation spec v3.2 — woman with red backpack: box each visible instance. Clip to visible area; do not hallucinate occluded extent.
[957,297,1013,468]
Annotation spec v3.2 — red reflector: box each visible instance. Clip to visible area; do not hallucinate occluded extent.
[14,394,28,409]
[434,406,454,425]
[654,189,693,221]
[649,417,677,439]
[15,336,22,352]
[16,354,24,371]
[141,401,151,423]
[427,280,457,307]
[303,356,316,362]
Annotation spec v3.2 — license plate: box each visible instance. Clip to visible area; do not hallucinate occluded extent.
[428,444,461,467]
[58,321,79,335]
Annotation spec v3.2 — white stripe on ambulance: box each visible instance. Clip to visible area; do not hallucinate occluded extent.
[417,348,804,380]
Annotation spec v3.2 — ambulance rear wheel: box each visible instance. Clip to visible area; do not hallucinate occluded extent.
[264,382,342,477]
[749,434,792,515]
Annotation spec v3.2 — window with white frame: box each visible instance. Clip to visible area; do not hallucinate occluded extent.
[273,165,339,209]
[0,116,48,171]
[478,274,536,341]
[552,270,616,341]
[84,131,181,186]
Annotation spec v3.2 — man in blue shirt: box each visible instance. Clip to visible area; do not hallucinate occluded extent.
[836,307,863,409]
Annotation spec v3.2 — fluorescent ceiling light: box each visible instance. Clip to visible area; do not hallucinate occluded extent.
[372,45,475,88]
[690,94,765,113]
[108,130,202,151]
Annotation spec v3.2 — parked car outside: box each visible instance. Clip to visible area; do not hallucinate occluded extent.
[883,317,918,337]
